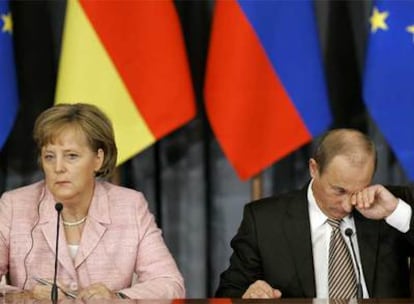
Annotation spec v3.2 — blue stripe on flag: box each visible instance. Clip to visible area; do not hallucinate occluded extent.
[237,0,331,136]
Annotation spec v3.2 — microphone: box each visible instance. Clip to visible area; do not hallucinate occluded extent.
[52,203,63,302]
[345,228,363,299]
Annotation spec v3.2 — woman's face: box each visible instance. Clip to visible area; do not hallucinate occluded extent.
[41,128,104,205]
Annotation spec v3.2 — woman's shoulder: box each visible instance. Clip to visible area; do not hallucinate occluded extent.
[1,180,45,200]
[97,181,147,205]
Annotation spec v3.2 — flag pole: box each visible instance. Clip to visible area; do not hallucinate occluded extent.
[111,166,122,186]
[251,172,263,201]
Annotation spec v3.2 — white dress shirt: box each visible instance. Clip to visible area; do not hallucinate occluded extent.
[307,180,411,299]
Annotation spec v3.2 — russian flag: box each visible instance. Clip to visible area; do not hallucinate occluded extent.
[55,0,196,165]
[204,0,331,180]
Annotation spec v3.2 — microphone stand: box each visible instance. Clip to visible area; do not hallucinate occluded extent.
[345,228,363,299]
[52,203,63,303]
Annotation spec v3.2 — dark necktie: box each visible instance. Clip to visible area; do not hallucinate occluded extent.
[327,218,357,299]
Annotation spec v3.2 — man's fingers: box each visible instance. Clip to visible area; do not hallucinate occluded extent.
[242,280,280,299]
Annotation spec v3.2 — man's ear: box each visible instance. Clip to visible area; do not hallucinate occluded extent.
[309,158,319,179]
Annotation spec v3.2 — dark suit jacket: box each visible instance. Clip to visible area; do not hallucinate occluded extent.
[215,184,414,298]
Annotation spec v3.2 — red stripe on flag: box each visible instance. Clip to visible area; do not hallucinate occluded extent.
[205,0,312,180]
[79,0,195,139]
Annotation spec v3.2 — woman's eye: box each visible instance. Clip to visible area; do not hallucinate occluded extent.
[43,154,54,161]
[67,154,78,159]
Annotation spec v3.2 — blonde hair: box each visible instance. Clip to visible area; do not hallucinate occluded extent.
[33,103,117,178]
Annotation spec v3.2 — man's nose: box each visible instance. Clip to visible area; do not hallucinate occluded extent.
[340,194,353,212]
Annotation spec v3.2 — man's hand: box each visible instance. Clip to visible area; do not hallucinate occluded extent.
[242,280,282,299]
[351,184,399,219]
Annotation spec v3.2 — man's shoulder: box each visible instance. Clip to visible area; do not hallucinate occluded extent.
[246,187,307,211]
[386,184,414,203]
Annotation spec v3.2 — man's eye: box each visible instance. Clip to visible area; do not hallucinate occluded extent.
[335,189,346,195]
[43,155,54,161]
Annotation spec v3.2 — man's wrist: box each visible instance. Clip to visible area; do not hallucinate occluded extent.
[386,199,412,232]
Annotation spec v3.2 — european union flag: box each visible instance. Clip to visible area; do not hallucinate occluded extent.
[0,0,18,150]
[363,1,414,179]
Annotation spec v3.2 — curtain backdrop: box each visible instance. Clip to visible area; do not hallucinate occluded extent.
[0,0,410,297]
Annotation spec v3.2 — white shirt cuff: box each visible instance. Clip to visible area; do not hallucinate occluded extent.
[386,199,412,233]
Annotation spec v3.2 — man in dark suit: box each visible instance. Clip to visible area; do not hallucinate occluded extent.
[216,128,414,299]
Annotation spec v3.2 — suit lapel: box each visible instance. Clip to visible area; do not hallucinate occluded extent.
[284,187,316,297]
[354,212,380,296]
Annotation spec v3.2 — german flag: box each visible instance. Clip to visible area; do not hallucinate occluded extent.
[55,0,195,165]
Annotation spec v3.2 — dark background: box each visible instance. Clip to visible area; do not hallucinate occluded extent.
[0,0,409,298]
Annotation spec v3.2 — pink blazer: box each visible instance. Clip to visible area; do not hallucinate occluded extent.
[0,181,185,299]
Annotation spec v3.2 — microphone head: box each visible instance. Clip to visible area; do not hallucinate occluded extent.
[345,228,353,237]
[55,203,63,212]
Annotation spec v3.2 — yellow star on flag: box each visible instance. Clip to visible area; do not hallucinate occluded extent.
[407,25,414,43]
[1,12,13,34]
[370,7,389,33]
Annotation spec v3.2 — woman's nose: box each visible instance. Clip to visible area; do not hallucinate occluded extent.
[54,157,66,173]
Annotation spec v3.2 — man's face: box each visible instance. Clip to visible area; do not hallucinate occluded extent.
[309,154,375,219]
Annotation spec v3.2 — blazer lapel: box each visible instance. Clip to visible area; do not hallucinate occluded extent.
[354,212,380,296]
[284,186,316,297]
[74,182,110,268]
[74,219,107,268]
[39,194,77,278]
